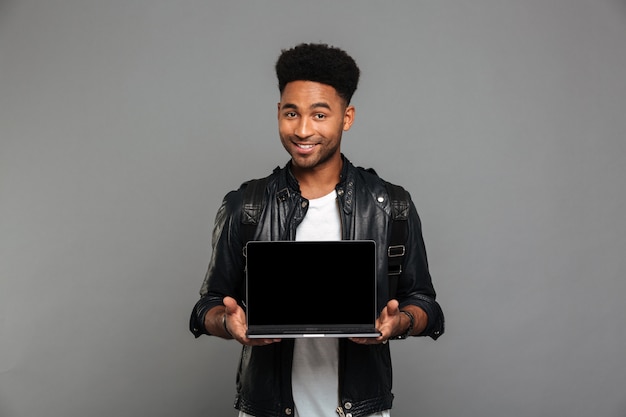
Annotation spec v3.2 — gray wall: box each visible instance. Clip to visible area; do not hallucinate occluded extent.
[1,1,625,416]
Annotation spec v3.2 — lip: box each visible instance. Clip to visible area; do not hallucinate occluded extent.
[293,142,317,154]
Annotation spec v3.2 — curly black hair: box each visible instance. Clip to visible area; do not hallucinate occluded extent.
[275,43,360,104]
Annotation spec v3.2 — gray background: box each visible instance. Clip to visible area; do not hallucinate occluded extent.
[1,1,625,416]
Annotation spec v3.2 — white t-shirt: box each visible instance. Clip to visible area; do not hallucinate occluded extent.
[239,190,389,417]
[292,190,341,417]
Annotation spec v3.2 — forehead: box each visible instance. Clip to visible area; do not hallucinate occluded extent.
[280,80,344,107]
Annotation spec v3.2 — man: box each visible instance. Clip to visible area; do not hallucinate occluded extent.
[190,43,444,417]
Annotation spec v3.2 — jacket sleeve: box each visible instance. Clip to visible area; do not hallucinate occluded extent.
[396,193,445,340]
[189,189,247,338]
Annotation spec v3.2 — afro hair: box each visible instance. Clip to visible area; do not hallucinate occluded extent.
[275,43,360,104]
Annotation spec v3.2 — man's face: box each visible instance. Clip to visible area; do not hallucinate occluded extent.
[278,80,354,173]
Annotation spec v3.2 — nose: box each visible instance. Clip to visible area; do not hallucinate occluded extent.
[295,117,314,139]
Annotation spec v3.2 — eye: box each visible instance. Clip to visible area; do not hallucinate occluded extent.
[314,113,326,120]
[285,111,297,118]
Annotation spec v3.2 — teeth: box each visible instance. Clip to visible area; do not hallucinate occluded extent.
[297,144,314,149]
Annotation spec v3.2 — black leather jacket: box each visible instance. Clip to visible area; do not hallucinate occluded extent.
[190,156,444,417]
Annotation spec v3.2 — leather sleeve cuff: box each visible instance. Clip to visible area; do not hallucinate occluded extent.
[399,294,445,340]
[189,296,224,338]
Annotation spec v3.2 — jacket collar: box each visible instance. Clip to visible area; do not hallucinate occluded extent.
[279,155,356,217]
[283,154,353,193]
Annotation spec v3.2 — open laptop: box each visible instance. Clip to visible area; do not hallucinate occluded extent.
[245,240,381,338]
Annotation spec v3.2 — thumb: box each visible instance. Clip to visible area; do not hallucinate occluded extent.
[386,299,400,316]
[223,296,238,314]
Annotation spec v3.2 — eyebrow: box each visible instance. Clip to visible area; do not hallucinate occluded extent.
[281,102,332,111]
[310,102,331,110]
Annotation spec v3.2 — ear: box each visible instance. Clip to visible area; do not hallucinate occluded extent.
[343,105,355,131]
[277,102,281,119]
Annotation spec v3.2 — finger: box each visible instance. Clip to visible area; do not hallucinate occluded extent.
[350,337,382,345]
[223,296,238,313]
[386,299,400,315]
[246,338,281,346]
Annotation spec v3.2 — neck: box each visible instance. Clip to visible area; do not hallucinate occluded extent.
[292,159,342,200]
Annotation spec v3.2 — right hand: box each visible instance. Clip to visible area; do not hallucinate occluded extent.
[223,296,282,346]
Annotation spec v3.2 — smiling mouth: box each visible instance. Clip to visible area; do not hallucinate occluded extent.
[296,143,316,149]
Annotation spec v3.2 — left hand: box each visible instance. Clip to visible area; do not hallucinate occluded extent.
[350,299,403,345]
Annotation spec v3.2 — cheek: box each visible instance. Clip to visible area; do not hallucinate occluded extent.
[278,119,292,132]
[277,121,288,135]
[329,123,348,136]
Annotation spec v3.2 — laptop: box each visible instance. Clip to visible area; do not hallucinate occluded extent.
[245,240,381,338]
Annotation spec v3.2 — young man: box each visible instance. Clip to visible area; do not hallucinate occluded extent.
[190,43,444,417]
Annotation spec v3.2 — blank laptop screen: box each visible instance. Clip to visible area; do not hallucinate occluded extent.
[245,240,377,333]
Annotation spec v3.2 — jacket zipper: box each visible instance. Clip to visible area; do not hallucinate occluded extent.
[335,186,347,240]
[336,406,345,417]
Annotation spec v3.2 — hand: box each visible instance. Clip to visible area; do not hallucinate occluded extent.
[350,299,403,345]
[222,296,281,346]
